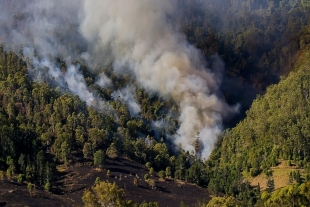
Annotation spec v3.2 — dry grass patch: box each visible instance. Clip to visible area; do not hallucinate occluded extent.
[246,166,305,191]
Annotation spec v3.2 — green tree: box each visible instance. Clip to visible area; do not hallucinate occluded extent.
[88,128,106,149]
[106,143,118,159]
[206,196,242,207]
[25,165,34,182]
[18,153,26,172]
[44,182,51,192]
[148,179,156,190]
[75,126,85,147]
[94,150,105,169]
[139,202,158,207]
[82,181,126,207]
[6,156,15,175]
[61,141,71,165]
[83,142,93,159]
[165,167,171,178]
[144,174,149,181]
[266,177,275,193]
[27,183,34,197]
[17,174,24,183]
[260,182,310,206]
[158,170,166,179]
[145,162,151,169]
[6,169,12,180]
[95,177,101,184]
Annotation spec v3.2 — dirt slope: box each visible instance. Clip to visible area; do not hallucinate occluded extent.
[0,156,210,207]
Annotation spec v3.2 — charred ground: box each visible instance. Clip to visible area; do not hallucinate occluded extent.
[0,156,210,207]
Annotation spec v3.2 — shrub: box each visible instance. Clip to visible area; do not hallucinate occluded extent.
[44,182,51,192]
[158,170,166,179]
[17,174,24,183]
[144,174,150,180]
[250,167,260,177]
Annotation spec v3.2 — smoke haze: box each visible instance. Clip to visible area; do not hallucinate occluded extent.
[80,0,237,159]
[0,0,237,159]
[112,87,141,117]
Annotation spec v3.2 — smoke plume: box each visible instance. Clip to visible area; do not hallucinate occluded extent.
[112,87,141,117]
[95,73,112,88]
[0,0,237,159]
[80,0,237,159]
[0,0,99,106]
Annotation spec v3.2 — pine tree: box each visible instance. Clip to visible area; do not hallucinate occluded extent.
[94,150,105,169]
[106,143,118,159]
[266,177,275,193]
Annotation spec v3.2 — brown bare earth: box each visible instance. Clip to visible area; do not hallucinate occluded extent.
[247,160,305,191]
[0,156,210,207]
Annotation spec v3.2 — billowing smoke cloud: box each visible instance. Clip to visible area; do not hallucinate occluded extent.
[0,0,83,58]
[111,87,141,117]
[80,0,237,159]
[0,0,237,159]
[23,47,95,105]
[0,0,99,106]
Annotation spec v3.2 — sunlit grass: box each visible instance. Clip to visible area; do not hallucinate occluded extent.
[243,160,306,190]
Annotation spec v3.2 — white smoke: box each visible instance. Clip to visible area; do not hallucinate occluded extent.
[95,73,112,88]
[151,119,169,140]
[80,0,237,159]
[0,0,104,107]
[111,87,141,117]
[0,0,237,159]
[64,65,94,105]
[23,47,95,105]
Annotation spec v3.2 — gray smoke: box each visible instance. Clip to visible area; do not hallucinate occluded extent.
[80,0,237,159]
[0,0,100,106]
[0,0,237,159]
[0,0,82,58]
[64,65,95,105]
[23,47,95,105]
[95,73,112,88]
[111,87,141,117]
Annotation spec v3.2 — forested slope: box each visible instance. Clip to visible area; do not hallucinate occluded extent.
[206,34,310,205]
[0,46,209,194]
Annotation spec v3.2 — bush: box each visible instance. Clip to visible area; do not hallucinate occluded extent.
[0,171,4,181]
[144,174,150,180]
[145,162,151,169]
[165,167,171,178]
[158,170,166,179]
[44,182,51,192]
[250,167,260,177]
[288,160,292,166]
[17,174,24,183]
[263,169,273,177]
[95,177,101,184]
[6,169,12,180]
[149,167,154,175]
